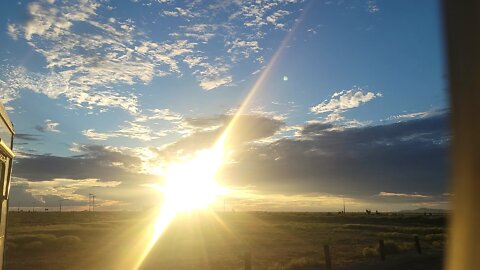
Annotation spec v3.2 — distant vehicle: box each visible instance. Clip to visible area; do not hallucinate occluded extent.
[0,100,14,269]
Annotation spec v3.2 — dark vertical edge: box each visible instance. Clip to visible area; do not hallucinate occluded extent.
[379,240,385,261]
[324,244,332,269]
[444,0,480,269]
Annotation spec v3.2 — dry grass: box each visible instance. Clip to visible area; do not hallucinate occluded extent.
[5,211,446,270]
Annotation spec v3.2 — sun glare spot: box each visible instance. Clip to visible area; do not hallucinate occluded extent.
[160,147,228,212]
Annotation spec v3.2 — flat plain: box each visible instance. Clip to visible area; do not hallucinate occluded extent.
[4,211,446,269]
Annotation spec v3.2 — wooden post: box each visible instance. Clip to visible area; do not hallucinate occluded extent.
[414,235,422,254]
[378,240,386,261]
[323,244,332,269]
[244,251,251,270]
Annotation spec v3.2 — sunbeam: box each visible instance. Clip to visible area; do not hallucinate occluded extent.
[133,4,312,269]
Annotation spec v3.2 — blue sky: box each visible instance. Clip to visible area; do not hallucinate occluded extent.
[0,0,450,211]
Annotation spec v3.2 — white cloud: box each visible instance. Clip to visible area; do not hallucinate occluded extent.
[0,66,139,113]
[266,10,290,29]
[7,24,19,40]
[161,7,200,18]
[311,88,381,114]
[83,121,168,141]
[13,177,120,203]
[185,56,233,90]
[5,0,198,112]
[227,38,261,60]
[4,0,305,106]
[368,1,380,13]
[388,111,437,121]
[310,88,382,124]
[82,129,118,141]
[378,192,430,199]
[199,76,233,90]
[147,109,183,122]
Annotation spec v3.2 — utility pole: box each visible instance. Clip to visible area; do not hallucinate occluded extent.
[343,198,346,214]
[92,195,96,212]
[88,193,93,211]
[59,199,65,212]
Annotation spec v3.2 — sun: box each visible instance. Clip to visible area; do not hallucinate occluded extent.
[131,142,228,269]
[159,142,228,213]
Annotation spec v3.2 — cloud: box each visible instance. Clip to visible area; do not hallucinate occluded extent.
[15,134,43,141]
[227,38,262,61]
[266,10,290,29]
[3,0,306,101]
[35,119,60,133]
[0,65,139,114]
[175,24,218,42]
[135,108,183,123]
[11,177,120,204]
[311,88,382,115]
[386,109,447,122]
[310,87,382,123]
[83,121,167,141]
[13,144,153,183]
[82,108,185,141]
[217,112,450,197]
[378,192,430,199]
[4,0,198,111]
[137,114,285,172]
[199,76,233,90]
[161,7,200,18]
[367,1,380,13]
[11,112,451,210]
[184,55,233,90]
[7,24,19,40]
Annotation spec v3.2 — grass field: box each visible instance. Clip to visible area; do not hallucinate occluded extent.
[4,211,446,269]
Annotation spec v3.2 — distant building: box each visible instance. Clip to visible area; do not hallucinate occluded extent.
[0,100,14,269]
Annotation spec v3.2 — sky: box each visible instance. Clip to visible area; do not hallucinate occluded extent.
[0,0,450,212]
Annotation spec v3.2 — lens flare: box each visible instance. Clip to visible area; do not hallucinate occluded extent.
[133,4,312,269]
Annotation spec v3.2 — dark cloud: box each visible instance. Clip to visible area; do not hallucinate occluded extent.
[154,114,284,160]
[8,182,86,208]
[219,113,451,198]
[11,112,450,208]
[15,133,43,141]
[183,115,227,129]
[13,145,155,183]
[8,182,41,207]
[34,125,47,133]
[300,122,334,136]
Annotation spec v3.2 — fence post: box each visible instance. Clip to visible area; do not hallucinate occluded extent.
[379,240,386,261]
[244,251,251,270]
[414,235,422,254]
[324,244,332,269]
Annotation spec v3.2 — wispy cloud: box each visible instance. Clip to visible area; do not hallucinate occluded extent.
[378,192,430,199]
[83,121,167,141]
[3,0,306,105]
[4,0,196,111]
[311,87,382,122]
[367,1,380,13]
